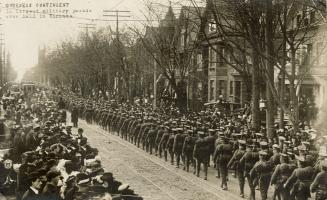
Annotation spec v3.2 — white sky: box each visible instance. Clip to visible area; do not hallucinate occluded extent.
[0,0,196,75]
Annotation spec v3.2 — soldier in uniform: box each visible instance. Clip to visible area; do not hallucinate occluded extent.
[206,129,217,166]
[239,142,259,200]
[145,123,157,154]
[228,139,246,197]
[285,155,315,200]
[159,126,170,161]
[193,131,209,180]
[271,153,296,200]
[167,129,176,165]
[71,104,78,128]
[132,119,142,145]
[182,130,196,172]
[250,151,274,200]
[173,128,184,168]
[155,125,165,156]
[311,160,327,200]
[213,135,233,190]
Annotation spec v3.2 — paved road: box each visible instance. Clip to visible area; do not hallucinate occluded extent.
[74,117,251,200]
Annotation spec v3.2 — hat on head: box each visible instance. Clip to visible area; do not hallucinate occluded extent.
[238,140,246,145]
[295,155,305,162]
[118,183,130,191]
[260,141,268,147]
[272,144,280,149]
[321,160,327,168]
[298,145,307,151]
[46,170,61,181]
[66,176,76,184]
[259,151,268,156]
[198,131,205,136]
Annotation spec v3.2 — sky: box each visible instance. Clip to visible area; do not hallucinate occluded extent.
[0,0,195,78]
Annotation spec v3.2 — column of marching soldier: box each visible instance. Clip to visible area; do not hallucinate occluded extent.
[62,90,327,200]
[0,89,143,200]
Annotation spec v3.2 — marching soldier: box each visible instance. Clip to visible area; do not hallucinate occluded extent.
[193,131,209,180]
[250,151,274,200]
[182,130,196,172]
[239,142,259,200]
[167,129,176,165]
[311,160,327,200]
[213,135,233,190]
[271,153,296,200]
[159,126,170,161]
[173,128,184,168]
[228,139,246,197]
[284,155,315,200]
[146,123,157,154]
[155,125,165,156]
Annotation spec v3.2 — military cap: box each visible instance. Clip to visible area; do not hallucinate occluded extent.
[272,144,280,149]
[255,133,263,137]
[259,141,268,147]
[187,130,193,134]
[278,136,286,141]
[259,151,268,156]
[280,153,288,157]
[238,140,246,145]
[284,140,291,144]
[208,129,215,133]
[198,131,205,135]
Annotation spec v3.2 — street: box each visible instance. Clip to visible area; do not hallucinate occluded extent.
[74,117,249,200]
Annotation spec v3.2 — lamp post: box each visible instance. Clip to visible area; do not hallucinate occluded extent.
[259,99,267,110]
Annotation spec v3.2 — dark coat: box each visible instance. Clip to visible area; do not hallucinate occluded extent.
[71,108,79,123]
[22,188,41,200]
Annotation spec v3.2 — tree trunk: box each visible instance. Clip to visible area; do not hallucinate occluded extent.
[252,51,261,131]
[265,0,275,138]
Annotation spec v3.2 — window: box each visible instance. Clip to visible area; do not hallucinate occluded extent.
[180,29,185,47]
[209,46,217,69]
[209,21,217,33]
[209,80,215,101]
[235,81,241,103]
[230,81,234,97]
[197,53,202,70]
[218,80,226,98]
[297,14,302,27]
[310,10,316,24]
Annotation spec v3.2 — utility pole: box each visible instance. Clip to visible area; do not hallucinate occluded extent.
[153,58,157,109]
[265,0,275,138]
[103,10,130,41]
[78,23,96,35]
[0,33,5,86]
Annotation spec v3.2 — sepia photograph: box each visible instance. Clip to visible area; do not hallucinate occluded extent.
[0,0,327,199]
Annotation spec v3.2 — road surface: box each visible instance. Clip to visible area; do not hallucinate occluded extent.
[75,117,249,200]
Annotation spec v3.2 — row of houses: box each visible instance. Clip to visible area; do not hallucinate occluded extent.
[138,0,327,112]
